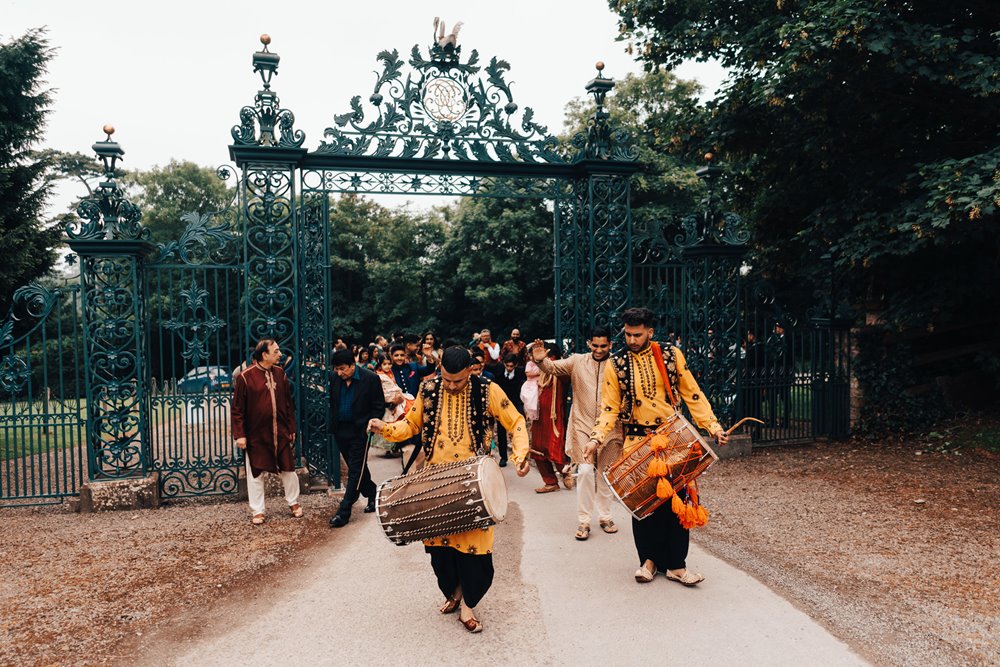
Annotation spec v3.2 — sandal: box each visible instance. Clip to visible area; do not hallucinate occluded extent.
[665,569,705,587]
[599,519,618,534]
[561,473,576,490]
[459,615,483,633]
[251,513,265,525]
[290,504,304,518]
[534,484,560,494]
[575,523,591,541]
[634,563,657,583]
[439,596,461,614]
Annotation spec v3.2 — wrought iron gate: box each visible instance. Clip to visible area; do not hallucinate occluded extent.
[0,278,88,505]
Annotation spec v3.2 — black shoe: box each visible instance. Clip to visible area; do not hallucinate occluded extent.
[498,460,508,468]
[364,498,376,513]
[329,513,350,528]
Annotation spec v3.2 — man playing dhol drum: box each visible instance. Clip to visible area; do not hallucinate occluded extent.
[368,346,530,633]
[584,308,729,586]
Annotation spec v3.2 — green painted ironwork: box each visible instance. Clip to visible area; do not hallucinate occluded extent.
[0,278,88,504]
[144,172,246,498]
[66,131,155,481]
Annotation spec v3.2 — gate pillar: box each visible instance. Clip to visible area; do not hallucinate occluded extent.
[678,158,749,425]
[229,37,333,477]
[66,129,156,482]
[557,66,638,352]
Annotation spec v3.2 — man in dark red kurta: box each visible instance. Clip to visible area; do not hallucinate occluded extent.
[231,339,301,524]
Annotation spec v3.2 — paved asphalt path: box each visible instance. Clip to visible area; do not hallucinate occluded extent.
[159,451,868,666]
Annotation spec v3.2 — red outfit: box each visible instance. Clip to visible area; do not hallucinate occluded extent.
[530,375,567,485]
[231,363,297,477]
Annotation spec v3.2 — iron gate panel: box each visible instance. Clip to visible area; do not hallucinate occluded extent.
[0,279,88,505]
[145,204,246,498]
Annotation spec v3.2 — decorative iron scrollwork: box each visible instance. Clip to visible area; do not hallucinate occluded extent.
[163,281,226,367]
[65,128,150,241]
[318,30,568,163]
[0,354,30,395]
[231,36,305,148]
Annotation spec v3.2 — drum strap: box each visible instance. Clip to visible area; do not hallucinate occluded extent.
[651,342,680,409]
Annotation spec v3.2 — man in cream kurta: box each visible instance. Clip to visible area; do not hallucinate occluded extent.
[369,346,529,634]
[529,327,623,541]
[584,308,729,586]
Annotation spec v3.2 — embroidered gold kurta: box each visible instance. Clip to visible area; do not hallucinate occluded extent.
[591,346,723,455]
[380,381,529,554]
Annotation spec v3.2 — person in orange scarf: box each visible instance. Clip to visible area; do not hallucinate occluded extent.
[585,308,729,586]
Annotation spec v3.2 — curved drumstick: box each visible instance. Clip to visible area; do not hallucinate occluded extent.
[725,417,765,435]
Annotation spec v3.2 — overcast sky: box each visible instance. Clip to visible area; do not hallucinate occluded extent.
[5,0,726,212]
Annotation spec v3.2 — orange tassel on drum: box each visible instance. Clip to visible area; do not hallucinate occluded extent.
[671,493,684,515]
[656,477,674,499]
[646,458,667,478]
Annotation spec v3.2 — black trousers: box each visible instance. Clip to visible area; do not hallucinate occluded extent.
[495,424,509,463]
[632,497,689,572]
[426,546,494,608]
[334,426,375,513]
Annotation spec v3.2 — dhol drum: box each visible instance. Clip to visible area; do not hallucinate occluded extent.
[375,456,508,546]
[602,412,718,520]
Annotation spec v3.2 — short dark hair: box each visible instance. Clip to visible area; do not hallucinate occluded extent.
[402,333,421,345]
[441,346,472,373]
[252,338,276,362]
[331,349,356,368]
[589,325,612,341]
[388,343,406,356]
[621,307,656,328]
[470,349,485,361]
[503,353,518,365]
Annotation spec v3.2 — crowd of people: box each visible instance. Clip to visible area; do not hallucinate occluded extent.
[231,310,729,634]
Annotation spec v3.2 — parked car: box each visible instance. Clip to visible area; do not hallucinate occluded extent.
[177,366,232,394]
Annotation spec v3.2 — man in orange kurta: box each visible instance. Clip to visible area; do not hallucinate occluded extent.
[369,346,529,634]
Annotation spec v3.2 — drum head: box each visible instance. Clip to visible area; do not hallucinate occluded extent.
[478,457,508,522]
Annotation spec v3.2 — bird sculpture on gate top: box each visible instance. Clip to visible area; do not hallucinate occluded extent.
[433,17,463,49]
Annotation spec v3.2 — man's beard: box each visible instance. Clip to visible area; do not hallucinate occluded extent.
[591,351,609,361]
[627,340,649,353]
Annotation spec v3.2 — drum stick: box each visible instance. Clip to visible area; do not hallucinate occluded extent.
[725,417,765,436]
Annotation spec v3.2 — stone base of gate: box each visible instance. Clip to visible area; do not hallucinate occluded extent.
[76,473,162,513]
[715,433,752,459]
[235,467,312,501]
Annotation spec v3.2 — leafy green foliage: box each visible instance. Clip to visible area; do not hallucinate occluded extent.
[125,161,232,243]
[613,0,1000,332]
[562,69,705,228]
[0,30,61,312]
[324,194,554,345]
[852,327,944,437]
[327,194,446,341]
[433,197,555,340]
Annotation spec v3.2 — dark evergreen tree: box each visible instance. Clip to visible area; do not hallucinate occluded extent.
[0,29,61,313]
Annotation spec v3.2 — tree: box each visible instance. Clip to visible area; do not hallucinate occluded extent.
[125,160,232,243]
[562,69,706,228]
[433,197,555,341]
[0,29,61,313]
[327,194,446,342]
[613,0,1000,330]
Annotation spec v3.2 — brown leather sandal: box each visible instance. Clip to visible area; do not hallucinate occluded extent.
[459,615,483,633]
[290,504,304,518]
[575,523,591,541]
[439,596,461,614]
[251,513,265,525]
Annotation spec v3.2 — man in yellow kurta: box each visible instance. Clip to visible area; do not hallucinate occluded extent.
[584,307,729,586]
[368,346,530,633]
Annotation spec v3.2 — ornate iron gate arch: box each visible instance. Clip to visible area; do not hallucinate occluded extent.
[221,31,639,488]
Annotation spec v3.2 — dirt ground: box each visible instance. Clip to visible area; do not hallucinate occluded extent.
[1,435,998,666]
[697,436,1000,666]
